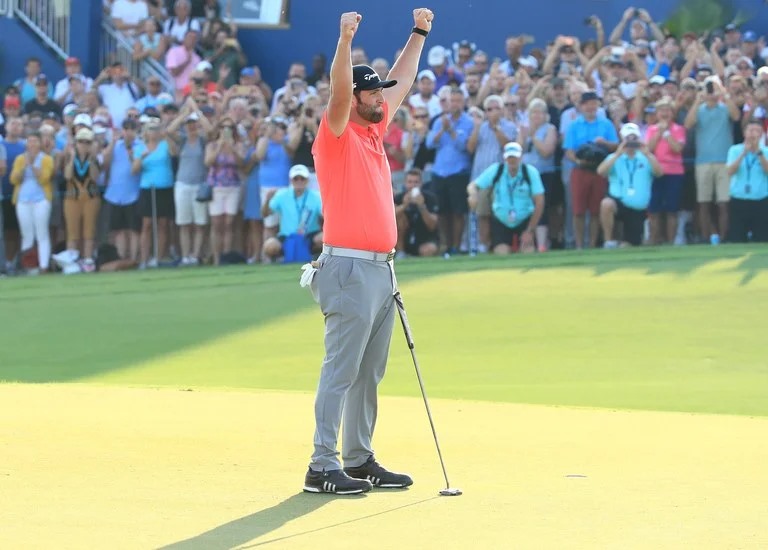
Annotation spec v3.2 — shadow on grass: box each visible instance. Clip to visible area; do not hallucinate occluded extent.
[160,492,436,550]
[1,245,765,383]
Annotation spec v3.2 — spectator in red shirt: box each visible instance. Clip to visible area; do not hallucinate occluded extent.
[384,107,408,192]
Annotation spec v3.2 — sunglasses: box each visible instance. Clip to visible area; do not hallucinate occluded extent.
[148,81,161,85]
[76,140,92,144]
[221,125,235,130]
[413,114,428,119]
[505,102,518,107]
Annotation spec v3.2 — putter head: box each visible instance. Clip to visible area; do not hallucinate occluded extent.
[439,488,462,496]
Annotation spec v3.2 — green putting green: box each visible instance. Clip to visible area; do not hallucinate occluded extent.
[2,245,766,416]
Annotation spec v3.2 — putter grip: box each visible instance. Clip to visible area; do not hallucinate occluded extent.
[394,293,416,349]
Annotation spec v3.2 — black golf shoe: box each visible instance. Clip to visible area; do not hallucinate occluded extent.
[344,457,414,489]
[303,468,373,495]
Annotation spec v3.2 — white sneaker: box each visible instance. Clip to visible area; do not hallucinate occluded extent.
[673,235,686,246]
[147,257,159,268]
[180,257,192,266]
[477,243,488,254]
[187,257,199,266]
[603,240,619,249]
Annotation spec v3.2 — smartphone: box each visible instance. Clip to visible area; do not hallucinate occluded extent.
[222,127,233,141]
[706,81,715,94]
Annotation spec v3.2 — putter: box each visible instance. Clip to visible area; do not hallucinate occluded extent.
[393,291,462,497]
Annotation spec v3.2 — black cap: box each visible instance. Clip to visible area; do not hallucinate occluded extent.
[352,65,397,91]
[725,23,739,33]
[580,91,600,103]
[43,111,60,122]
[143,107,160,117]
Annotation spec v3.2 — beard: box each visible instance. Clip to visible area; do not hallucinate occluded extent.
[356,103,384,123]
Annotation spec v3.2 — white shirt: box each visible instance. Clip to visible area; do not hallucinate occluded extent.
[54,76,94,103]
[162,16,202,45]
[408,93,441,119]
[98,81,139,128]
[110,0,149,27]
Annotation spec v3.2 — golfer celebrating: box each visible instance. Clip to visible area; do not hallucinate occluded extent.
[303,9,434,495]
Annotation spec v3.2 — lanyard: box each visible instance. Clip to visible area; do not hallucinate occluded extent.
[294,191,310,230]
[624,156,638,190]
[74,154,90,179]
[744,153,760,194]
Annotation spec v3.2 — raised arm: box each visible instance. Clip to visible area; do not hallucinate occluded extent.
[326,12,361,137]
[382,8,434,124]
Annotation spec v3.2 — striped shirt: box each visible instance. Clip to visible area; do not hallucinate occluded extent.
[470,119,518,180]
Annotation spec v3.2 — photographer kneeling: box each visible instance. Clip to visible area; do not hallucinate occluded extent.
[597,123,663,248]
[262,164,323,263]
[467,142,545,254]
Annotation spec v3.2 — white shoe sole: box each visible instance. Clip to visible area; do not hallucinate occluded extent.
[303,485,369,495]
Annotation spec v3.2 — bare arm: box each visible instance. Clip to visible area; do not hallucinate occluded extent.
[326,12,360,137]
[204,141,221,167]
[609,8,634,44]
[532,125,557,157]
[382,9,434,124]
[684,96,702,129]
[466,121,482,154]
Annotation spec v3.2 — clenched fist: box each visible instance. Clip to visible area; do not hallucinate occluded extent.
[413,8,434,32]
[340,12,362,42]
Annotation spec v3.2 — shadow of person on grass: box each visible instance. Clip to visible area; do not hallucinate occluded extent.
[160,491,438,549]
[158,492,341,550]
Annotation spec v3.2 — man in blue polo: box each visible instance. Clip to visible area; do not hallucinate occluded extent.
[564,90,618,249]
[427,87,474,255]
[597,123,663,247]
[262,164,324,262]
[725,119,768,242]
[467,142,545,254]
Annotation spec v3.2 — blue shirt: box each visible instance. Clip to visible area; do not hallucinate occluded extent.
[17,154,47,203]
[475,162,544,228]
[15,79,54,105]
[695,103,733,164]
[727,144,768,200]
[564,115,618,153]
[523,123,557,174]
[269,187,323,237]
[133,140,173,189]
[606,152,654,210]
[259,139,291,188]
[427,112,474,177]
[1,140,26,198]
[105,139,142,205]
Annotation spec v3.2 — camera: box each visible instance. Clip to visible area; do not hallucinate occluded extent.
[583,16,594,26]
[634,8,641,17]
[706,81,715,94]
[304,108,314,118]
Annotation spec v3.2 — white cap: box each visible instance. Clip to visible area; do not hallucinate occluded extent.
[427,45,447,67]
[502,142,522,159]
[620,122,641,140]
[649,75,666,85]
[75,127,94,141]
[289,164,310,180]
[196,60,213,72]
[518,55,538,70]
[73,113,92,128]
[417,69,436,82]
[186,112,200,122]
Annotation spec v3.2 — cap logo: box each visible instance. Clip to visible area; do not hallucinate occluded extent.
[364,73,378,81]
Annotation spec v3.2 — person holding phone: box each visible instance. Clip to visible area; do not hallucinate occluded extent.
[204,117,244,264]
[684,75,741,244]
[597,123,663,248]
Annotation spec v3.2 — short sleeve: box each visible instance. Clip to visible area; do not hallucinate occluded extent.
[314,111,349,155]
[269,189,284,212]
[475,163,500,190]
[527,166,545,195]
[726,145,740,165]
[132,142,146,160]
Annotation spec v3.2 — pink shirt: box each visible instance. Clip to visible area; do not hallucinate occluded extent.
[312,102,396,253]
[165,46,200,93]
[646,123,686,175]
[383,124,405,172]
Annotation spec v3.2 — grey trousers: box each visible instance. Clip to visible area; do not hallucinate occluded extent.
[309,252,397,471]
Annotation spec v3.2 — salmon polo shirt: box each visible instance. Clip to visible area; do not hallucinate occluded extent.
[312,101,397,252]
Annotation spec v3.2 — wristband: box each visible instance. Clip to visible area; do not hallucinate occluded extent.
[411,27,429,38]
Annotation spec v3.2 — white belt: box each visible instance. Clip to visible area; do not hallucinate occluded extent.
[322,244,395,263]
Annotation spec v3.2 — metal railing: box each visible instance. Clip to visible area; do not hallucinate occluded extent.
[100,20,175,93]
[12,0,70,59]
[0,0,11,16]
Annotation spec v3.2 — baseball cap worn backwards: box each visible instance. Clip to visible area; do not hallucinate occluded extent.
[352,65,397,91]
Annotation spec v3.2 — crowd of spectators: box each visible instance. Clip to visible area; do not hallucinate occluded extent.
[1,4,768,274]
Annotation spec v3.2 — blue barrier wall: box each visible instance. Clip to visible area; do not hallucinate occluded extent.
[239,0,768,87]
[0,18,65,88]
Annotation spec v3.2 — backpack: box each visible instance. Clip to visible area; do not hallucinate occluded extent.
[491,162,530,193]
